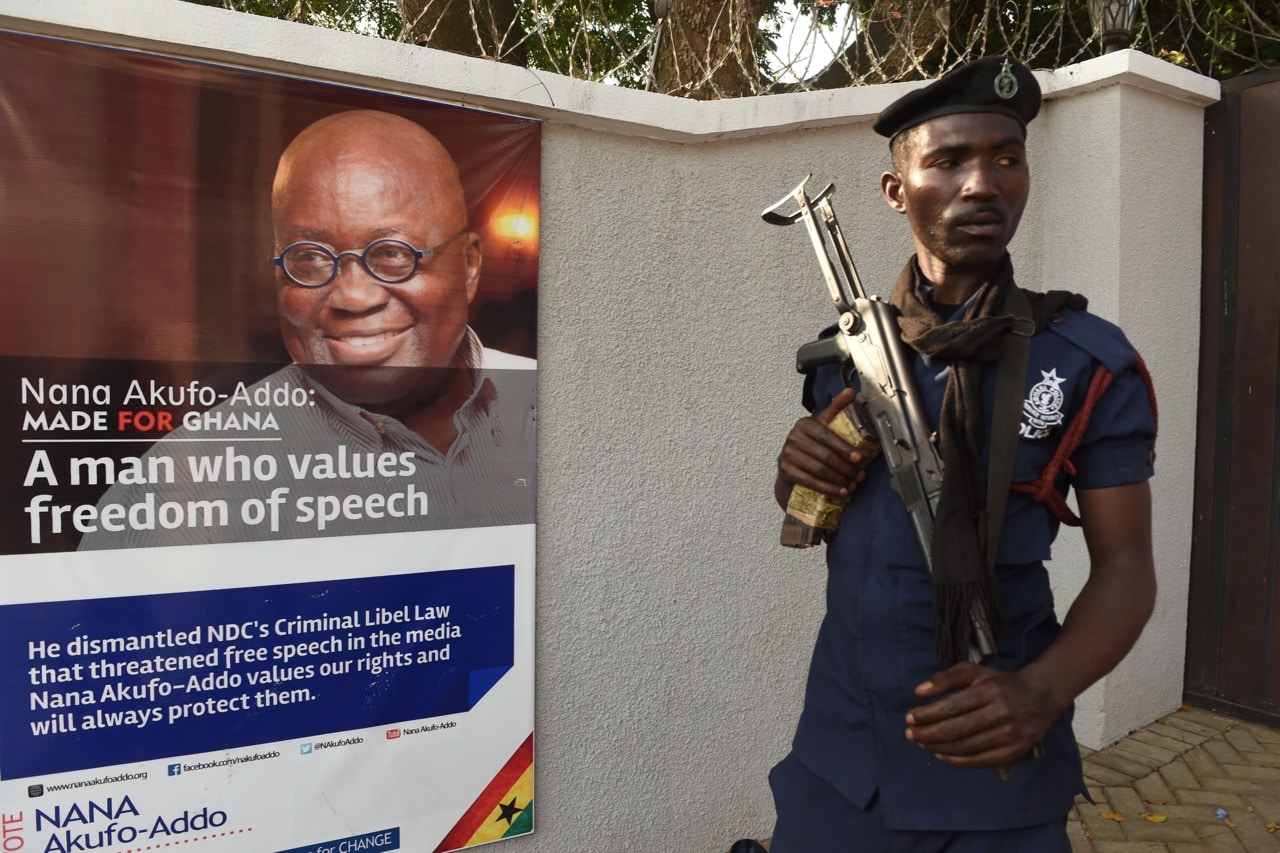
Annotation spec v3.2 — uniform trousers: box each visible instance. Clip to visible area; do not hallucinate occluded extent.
[768,753,1071,853]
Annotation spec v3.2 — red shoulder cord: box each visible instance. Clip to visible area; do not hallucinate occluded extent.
[1011,354,1157,527]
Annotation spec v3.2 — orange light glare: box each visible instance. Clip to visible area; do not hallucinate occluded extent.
[494,212,537,243]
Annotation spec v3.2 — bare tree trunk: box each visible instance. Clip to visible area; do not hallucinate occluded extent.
[398,0,528,65]
[652,0,773,99]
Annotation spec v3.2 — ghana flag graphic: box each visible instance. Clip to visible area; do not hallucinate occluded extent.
[433,733,533,851]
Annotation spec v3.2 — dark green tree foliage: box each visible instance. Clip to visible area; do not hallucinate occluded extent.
[1143,1,1280,78]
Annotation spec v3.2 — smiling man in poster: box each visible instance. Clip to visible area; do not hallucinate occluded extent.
[75,110,536,549]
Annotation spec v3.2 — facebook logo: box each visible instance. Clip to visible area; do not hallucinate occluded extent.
[168,764,182,776]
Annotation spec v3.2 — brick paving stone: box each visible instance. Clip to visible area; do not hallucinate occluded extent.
[1175,787,1247,806]
[1243,722,1280,745]
[1204,738,1249,766]
[1093,843,1171,851]
[1165,715,1229,739]
[1188,821,1231,836]
[1179,708,1238,730]
[1078,802,1129,841]
[1134,772,1176,807]
[1105,785,1150,817]
[1118,817,1200,843]
[1241,793,1280,824]
[1148,722,1212,746]
[1184,746,1230,778]
[1189,826,1249,851]
[1242,750,1280,767]
[1157,804,1234,821]
[1224,726,1266,753]
[1160,758,1203,791]
[1131,730,1197,755]
[1092,750,1158,779]
[1088,759,1145,787]
[1187,775,1271,797]
[1112,740,1181,767]
[1227,811,1280,849]
[1224,763,1280,783]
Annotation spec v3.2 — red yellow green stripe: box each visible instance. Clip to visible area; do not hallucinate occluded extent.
[433,734,533,852]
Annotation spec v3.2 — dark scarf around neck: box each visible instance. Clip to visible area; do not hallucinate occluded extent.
[888,254,1087,665]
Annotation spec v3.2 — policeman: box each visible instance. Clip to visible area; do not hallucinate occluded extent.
[767,56,1158,852]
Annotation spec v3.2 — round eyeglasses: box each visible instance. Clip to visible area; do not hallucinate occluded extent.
[271,229,467,288]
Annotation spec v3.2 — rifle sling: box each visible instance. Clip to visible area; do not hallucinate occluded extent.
[984,286,1034,571]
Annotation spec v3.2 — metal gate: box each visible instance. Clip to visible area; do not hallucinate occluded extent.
[1185,67,1280,724]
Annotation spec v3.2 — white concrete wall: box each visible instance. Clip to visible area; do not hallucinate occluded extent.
[0,1,1219,849]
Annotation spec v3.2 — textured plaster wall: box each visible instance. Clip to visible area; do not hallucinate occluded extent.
[0,1,1218,849]
[536,124,912,849]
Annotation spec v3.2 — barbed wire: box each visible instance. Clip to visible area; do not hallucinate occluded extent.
[196,1,1280,98]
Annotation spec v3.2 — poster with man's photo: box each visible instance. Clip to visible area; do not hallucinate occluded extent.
[0,29,537,853]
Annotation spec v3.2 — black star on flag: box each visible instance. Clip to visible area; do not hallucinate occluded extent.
[495,796,524,826]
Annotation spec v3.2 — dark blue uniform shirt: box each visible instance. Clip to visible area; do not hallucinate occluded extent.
[788,306,1156,831]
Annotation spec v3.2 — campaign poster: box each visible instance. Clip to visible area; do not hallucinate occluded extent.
[0,29,538,853]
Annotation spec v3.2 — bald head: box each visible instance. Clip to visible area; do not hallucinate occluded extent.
[272,110,468,232]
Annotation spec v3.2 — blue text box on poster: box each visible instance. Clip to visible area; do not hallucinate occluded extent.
[0,565,514,778]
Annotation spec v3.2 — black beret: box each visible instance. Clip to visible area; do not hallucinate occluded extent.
[873,56,1041,139]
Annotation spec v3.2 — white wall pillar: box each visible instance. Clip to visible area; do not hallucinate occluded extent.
[1034,53,1215,747]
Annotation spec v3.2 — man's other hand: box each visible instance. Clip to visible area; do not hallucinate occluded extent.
[903,661,1062,769]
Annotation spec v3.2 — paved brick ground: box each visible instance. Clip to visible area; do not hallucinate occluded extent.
[1071,707,1280,852]
[735,707,1280,852]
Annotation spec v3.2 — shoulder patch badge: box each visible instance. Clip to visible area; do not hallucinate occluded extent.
[1020,368,1066,439]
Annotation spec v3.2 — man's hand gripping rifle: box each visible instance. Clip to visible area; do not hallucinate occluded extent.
[764,177,998,666]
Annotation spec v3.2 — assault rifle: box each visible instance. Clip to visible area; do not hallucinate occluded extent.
[763,176,999,664]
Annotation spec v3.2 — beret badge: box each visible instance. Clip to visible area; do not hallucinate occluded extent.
[994,59,1018,100]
